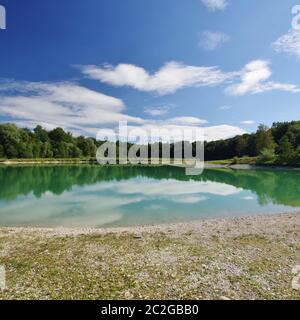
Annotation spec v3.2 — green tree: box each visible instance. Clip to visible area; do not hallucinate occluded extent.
[257,148,276,164]
[53,142,69,158]
[236,136,248,157]
[40,142,53,158]
[5,145,19,158]
[34,125,49,143]
[69,144,82,158]
[49,128,72,143]
[278,135,294,164]
[255,125,277,154]
[18,142,33,158]
[292,146,300,165]
[0,144,5,158]
[76,137,96,157]
[0,124,22,157]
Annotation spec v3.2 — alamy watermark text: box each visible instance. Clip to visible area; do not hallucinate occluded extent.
[0,5,6,30]
[0,265,6,290]
[292,5,300,30]
[96,121,204,176]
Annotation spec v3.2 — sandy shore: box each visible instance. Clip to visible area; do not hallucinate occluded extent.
[1,160,300,170]
[0,212,299,300]
[205,163,300,170]
[1,212,299,237]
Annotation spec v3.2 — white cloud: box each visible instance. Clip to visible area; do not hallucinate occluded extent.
[0,81,144,136]
[199,31,230,51]
[201,0,228,11]
[97,122,246,143]
[80,61,231,95]
[0,80,246,141]
[98,179,240,197]
[242,196,255,201]
[132,117,244,142]
[227,60,271,95]
[130,121,239,143]
[203,125,245,141]
[168,195,208,204]
[80,60,300,96]
[0,188,145,227]
[144,106,170,116]
[241,120,255,125]
[219,105,232,111]
[226,60,300,95]
[167,117,208,125]
[273,29,300,59]
[3,58,299,143]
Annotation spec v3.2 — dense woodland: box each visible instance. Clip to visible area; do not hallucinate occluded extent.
[0,124,99,159]
[0,121,300,165]
[205,121,300,165]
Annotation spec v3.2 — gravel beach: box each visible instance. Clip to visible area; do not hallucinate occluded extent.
[0,212,299,300]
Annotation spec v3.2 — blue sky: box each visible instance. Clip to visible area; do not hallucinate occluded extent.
[0,0,300,141]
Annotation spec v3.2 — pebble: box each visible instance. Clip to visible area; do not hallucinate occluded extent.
[124,291,134,299]
[220,296,231,300]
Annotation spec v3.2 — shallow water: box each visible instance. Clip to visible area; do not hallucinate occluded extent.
[0,165,299,228]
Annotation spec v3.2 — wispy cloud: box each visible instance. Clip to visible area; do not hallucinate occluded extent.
[97,122,246,143]
[242,196,255,201]
[0,81,143,136]
[96,116,221,143]
[219,105,232,111]
[226,60,300,95]
[203,125,245,141]
[199,31,230,51]
[167,117,208,125]
[2,61,294,143]
[80,60,300,96]
[272,29,300,59]
[99,179,240,197]
[201,0,228,11]
[241,120,255,125]
[0,80,246,141]
[144,106,170,116]
[79,62,231,95]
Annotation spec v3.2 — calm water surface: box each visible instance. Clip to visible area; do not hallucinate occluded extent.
[0,165,299,228]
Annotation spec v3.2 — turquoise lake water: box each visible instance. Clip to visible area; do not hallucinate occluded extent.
[0,165,299,228]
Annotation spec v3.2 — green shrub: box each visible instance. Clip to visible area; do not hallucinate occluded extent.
[257,148,276,164]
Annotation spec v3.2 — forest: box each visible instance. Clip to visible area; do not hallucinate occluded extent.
[0,121,300,165]
[0,124,99,159]
[205,121,300,165]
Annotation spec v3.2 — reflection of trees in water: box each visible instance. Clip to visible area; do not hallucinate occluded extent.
[0,165,300,207]
[201,169,300,207]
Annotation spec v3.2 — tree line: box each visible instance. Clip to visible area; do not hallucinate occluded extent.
[204,121,300,165]
[0,121,300,165]
[0,124,99,159]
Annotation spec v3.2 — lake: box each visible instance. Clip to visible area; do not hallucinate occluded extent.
[0,165,299,228]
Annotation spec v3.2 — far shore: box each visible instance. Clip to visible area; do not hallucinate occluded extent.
[0,158,97,165]
[1,158,300,170]
[0,212,299,300]
[204,163,300,170]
